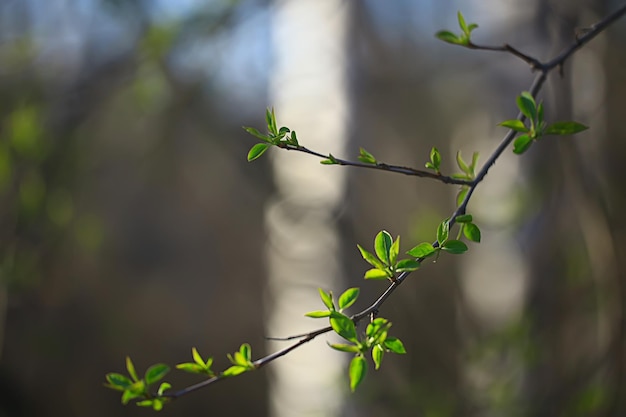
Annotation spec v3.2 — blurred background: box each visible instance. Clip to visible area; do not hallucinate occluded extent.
[0,0,625,416]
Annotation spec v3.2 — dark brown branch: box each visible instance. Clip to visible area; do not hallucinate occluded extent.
[277,143,473,185]
[160,5,626,401]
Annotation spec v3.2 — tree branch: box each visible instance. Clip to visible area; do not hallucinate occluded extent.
[144,4,626,402]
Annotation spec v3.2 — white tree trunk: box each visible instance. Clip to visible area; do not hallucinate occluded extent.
[266,1,350,416]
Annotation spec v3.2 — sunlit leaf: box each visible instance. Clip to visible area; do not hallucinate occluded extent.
[105,373,133,391]
[330,312,358,343]
[364,268,390,280]
[247,143,269,162]
[318,288,334,310]
[457,186,469,206]
[372,344,384,370]
[389,236,400,267]
[242,126,272,143]
[456,150,471,175]
[407,242,436,258]
[126,357,139,382]
[145,364,170,385]
[358,147,377,164]
[374,230,393,265]
[305,310,332,318]
[338,287,360,311]
[383,337,407,354]
[222,365,247,377]
[349,356,367,392]
[499,119,529,133]
[395,259,420,272]
[357,245,386,270]
[328,343,360,353]
[240,343,252,362]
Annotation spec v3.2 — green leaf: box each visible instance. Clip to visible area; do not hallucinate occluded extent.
[338,287,360,311]
[395,259,420,273]
[278,126,290,136]
[330,312,358,343]
[517,92,537,123]
[145,364,170,385]
[457,187,469,206]
[499,119,529,133]
[467,23,479,32]
[383,337,407,354]
[105,373,133,391]
[544,121,589,135]
[222,365,248,377]
[464,222,481,242]
[374,230,393,265]
[437,220,450,245]
[537,102,544,125]
[407,242,436,258]
[127,379,146,395]
[121,388,144,405]
[471,152,479,172]
[192,347,204,366]
[318,288,334,310]
[364,268,391,280]
[320,153,339,165]
[456,151,471,175]
[457,11,468,34]
[430,147,441,170]
[289,130,299,146]
[451,173,471,180]
[305,310,332,318]
[152,399,165,411]
[157,382,171,396]
[455,214,472,223]
[366,317,389,338]
[243,126,272,143]
[513,134,533,154]
[441,240,468,254]
[247,143,269,161]
[349,356,367,392]
[389,236,400,266]
[126,357,139,382]
[372,344,384,370]
[266,108,277,135]
[136,399,155,408]
[358,147,377,164]
[357,244,386,270]
[328,343,361,353]
[175,363,205,374]
[240,343,252,362]
[435,31,462,45]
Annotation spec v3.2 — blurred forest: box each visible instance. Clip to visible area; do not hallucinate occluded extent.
[0,0,625,416]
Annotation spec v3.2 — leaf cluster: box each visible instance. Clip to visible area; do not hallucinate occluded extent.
[245,108,298,161]
[435,11,479,46]
[499,92,588,154]
[104,357,171,411]
[306,288,406,391]
[357,231,421,281]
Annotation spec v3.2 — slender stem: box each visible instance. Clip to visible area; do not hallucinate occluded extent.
[279,144,473,185]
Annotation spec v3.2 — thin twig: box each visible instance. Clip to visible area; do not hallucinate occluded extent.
[277,143,473,185]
